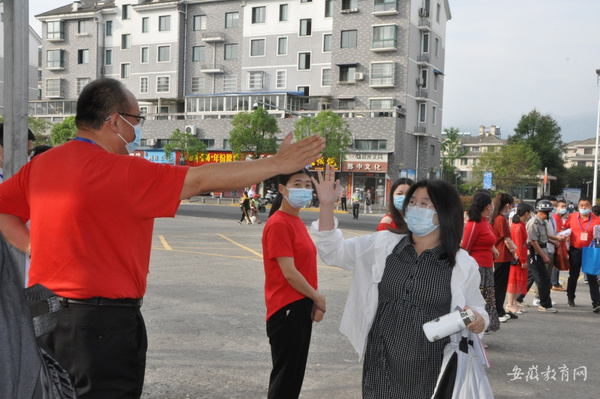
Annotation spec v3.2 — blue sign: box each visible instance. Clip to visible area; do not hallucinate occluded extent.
[483,172,492,190]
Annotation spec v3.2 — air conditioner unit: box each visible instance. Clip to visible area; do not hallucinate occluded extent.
[417,77,424,86]
[185,125,196,134]
[354,72,364,81]
[419,8,427,17]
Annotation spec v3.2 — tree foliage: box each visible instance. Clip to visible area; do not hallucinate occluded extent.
[293,110,352,167]
[508,109,566,194]
[50,116,77,146]
[472,142,541,193]
[163,128,207,162]
[229,107,280,160]
[564,165,594,195]
[441,126,468,182]
[0,115,53,145]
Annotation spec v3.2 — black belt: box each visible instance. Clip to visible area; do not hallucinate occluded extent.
[58,297,143,308]
[529,243,547,249]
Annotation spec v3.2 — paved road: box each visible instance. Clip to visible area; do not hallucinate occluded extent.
[141,204,599,399]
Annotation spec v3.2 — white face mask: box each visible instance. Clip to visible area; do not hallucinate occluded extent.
[118,115,143,154]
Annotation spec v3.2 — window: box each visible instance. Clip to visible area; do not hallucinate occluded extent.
[436,3,441,23]
[223,139,231,150]
[142,17,149,33]
[141,47,149,63]
[433,74,439,91]
[252,7,266,24]
[105,49,112,65]
[122,4,131,20]
[301,0,312,2]
[250,39,265,56]
[279,4,288,21]
[419,103,426,122]
[276,70,286,89]
[194,15,207,31]
[200,139,215,148]
[47,21,64,40]
[422,33,430,53]
[339,99,355,110]
[460,158,468,166]
[297,86,310,96]
[298,52,311,70]
[585,148,594,155]
[323,34,332,52]
[76,78,90,95]
[191,76,205,93]
[78,20,89,34]
[77,49,89,64]
[374,0,397,12]
[339,65,356,82]
[370,62,395,86]
[159,16,171,31]
[369,98,394,109]
[435,37,439,57]
[248,71,263,89]
[225,12,239,28]
[342,0,358,10]
[223,75,237,92]
[578,161,588,167]
[322,68,332,86]
[192,46,206,62]
[105,20,112,36]
[355,140,387,150]
[121,63,131,79]
[421,68,428,88]
[140,77,149,93]
[46,49,64,69]
[373,25,397,49]
[341,30,357,48]
[432,106,437,125]
[299,19,312,36]
[325,0,333,17]
[121,34,131,49]
[158,46,170,62]
[278,37,287,55]
[46,79,62,97]
[224,43,238,60]
[157,76,170,93]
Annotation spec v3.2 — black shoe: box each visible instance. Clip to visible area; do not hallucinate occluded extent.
[568,300,576,307]
[593,303,600,313]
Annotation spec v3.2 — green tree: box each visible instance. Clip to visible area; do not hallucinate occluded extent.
[229,107,280,160]
[163,128,207,164]
[441,126,468,182]
[508,109,566,194]
[28,116,53,144]
[472,142,541,193]
[293,110,352,168]
[49,116,77,145]
[564,165,594,196]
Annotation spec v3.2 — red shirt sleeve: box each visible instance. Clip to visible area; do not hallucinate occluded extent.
[264,220,294,260]
[462,220,477,253]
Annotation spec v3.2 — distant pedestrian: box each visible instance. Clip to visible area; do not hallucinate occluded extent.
[340,186,347,211]
[364,189,372,214]
[250,194,262,224]
[352,188,361,219]
[239,191,252,225]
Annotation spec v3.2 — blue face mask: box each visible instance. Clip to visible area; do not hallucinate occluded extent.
[405,206,439,237]
[393,195,405,211]
[558,208,567,215]
[285,188,313,209]
[580,208,592,216]
[118,115,143,154]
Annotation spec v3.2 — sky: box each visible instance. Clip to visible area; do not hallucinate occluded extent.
[29,0,600,143]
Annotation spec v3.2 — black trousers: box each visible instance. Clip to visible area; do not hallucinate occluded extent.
[353,203,360,219]
[567,247,600,305]
[240,205,251,223]
[528,255,553,308]
[266,297,313,399]
[494,261,511,316]
[36,302,147,399]
[340,197,347,211]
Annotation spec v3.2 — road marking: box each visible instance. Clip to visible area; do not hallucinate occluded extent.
[153,247,258,260]
[158,235,173,251]
[218,233,263,258]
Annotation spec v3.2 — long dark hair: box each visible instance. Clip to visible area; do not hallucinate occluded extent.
[512,202,533,224]
[404,179,464,267]
[490,193,514,226]
[468,192,492,223]
[387,178,412,233]
[268,168,311,217]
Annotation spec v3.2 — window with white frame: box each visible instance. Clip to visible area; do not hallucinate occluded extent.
[142,17,149,32]
[433,73,438,91]
[105,49,112,65]
[252,7,266,24]
[435,37,439,57]
[192,46,206,62]
[278,37,287,55]
[419,103,426,122]
[341,30,357,48]
[299,19,312,36]
[191,76,205,93]
[422,32,430,53]
[323,34,332,52]
[77,49,89,64]
[369,98,394,109]
[339,65,356,82]
[158,46,170,62]
[276,71,286,89]
[76,78,90,95]
[436,3,441,23]
[46,78,62,97]
[322,68,332,86]
[121,63,131,79]
[432,106,437,125]
[46,49,64,68]
[159,16,171,31]
[121,34,131,49]
[194,15,207,31]
[222,75,237,92]
[78,20,89,34]
[157,76,170,93]
[279,4,288,21]
[374,0,397,12]
[224,43,238,60]
[338,99,355,109]
[105,20,112,36]
[47,21,64,40]
[140,77,149,93]
[372,25,397,49]
[370,62,395,86]
[225,12,239,28]
[421,69,428,88]
[122,4,131,19]
[325,0,333,17]
[141,47,149,63]
[298,52,311,70]
[248,71,263,89]
[250,39,265,56]
[297,86,310,96]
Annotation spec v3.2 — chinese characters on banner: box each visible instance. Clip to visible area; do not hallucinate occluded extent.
[507,364,587,382]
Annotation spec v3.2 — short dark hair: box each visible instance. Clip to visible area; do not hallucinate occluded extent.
[75,78,131,130]
[404,179,464,267]
[0,124,35,146]
[468,192,492,223]
[579,197,592,205]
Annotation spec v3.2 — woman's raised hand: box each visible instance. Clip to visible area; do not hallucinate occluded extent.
[312,164,340,207]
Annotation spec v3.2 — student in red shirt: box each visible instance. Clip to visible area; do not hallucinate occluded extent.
[507,203,534,314]
[564,197,600,311]
[262,169,325,399]
[376,178,412,232]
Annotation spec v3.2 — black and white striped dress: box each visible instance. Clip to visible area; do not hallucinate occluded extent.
[363,235,453,399]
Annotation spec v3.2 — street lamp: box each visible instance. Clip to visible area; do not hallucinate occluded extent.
[592,69,600,203]
[585,180,592,198]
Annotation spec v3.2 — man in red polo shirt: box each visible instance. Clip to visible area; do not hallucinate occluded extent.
[564,197,600,311]
[0,78,325,398]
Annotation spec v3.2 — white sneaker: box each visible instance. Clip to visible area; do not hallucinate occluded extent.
[532,299,541,307]
[498,314,511,323]
[538,306,558,313]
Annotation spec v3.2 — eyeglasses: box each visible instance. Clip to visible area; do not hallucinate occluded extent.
[407,199,436,210]
[118,112,146,127]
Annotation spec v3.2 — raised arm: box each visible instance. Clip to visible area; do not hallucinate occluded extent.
[180,132,325,200]
[312,164,340,231]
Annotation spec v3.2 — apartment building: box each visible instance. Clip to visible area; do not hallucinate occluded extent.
[33,0,451,202]
[563,137,597,168]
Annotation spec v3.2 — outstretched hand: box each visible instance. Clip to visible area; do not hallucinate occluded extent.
[274,132,325,174]
[311,164,340,207]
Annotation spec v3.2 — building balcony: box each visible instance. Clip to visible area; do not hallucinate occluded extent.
[414,126,427,134]
[201,32,225,42]
[418,18,431,31]
[416,55,430,65]
[415,89,428,100]
[201,65,224,74]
